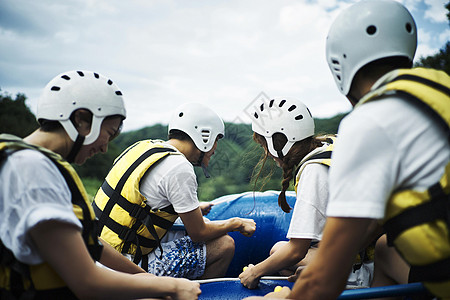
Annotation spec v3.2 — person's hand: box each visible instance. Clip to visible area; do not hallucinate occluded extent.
[199,202,214,216]
[239,264,260,289]
[242,286,292,299]
[263,286,291,298]
[171,278,201,300]
[287,266,307,282]
[236,218,256,237]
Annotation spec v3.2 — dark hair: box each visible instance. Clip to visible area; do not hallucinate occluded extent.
[351,56,412,91]
[253,132,322,213]
[168,129,194,143]
[40,110,123,141]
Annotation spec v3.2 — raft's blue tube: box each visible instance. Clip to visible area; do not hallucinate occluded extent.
[170,191,296,277]
[339,283,427,299]
[198,280,427,300]
[207,191,297,277]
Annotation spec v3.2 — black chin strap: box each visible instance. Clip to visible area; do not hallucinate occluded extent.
[277,150,284,160]
[193,151,210,178]
[201,163,210,178]
[66,134,85,163]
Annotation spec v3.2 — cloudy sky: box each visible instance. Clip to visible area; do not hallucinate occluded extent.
[1,0,448,132]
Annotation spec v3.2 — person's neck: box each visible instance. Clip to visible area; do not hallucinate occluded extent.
[24,129,72,158]
[166,139,199,163]
[347,75,381,107]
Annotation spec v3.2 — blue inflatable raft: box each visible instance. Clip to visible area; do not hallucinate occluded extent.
[171,191,428,299]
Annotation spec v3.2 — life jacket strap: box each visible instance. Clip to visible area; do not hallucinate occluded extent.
[384,182,449,247]
[410,257,450,283]
[293,150,333,180]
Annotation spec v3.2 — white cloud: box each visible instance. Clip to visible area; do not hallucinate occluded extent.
[0,0,447,132]
[423,0,448,23]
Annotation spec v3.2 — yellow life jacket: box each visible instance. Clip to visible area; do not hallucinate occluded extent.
[92,140,180,268]
[0,134,103,299]
[293,135,336,194]
[358,68,450,298]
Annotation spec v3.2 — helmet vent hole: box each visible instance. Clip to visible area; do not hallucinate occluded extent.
[179,112,184,117]
[366,25,377,35]
[279,100,286,107]
[288,105,296,112]
[343,54,347,59]
[254,112,259,119]
[260,103,264,111]
[77,71,84,77]
[269,99,274,107]
[51,86,60,91]
[337,75,341,81]
[61,75,70,80]
[405,23,412,33]
[107,79,113,85]
[331,59,340,65]
[295,115,303,120]
[115,91,122,96]
[94,73,100,79]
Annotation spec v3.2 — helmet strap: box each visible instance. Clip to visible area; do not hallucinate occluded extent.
[66,134,85,163]
[277,150,284,160]
[201,163,211,179]
[193,151,211,178]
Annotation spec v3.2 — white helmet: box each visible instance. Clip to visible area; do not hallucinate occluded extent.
[326,0,417,95]
[251,96,314,158]
[168,102,225,153]
[37,70,126,145]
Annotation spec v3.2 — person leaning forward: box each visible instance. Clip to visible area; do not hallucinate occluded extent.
[0,70,201,299]
[246,1,450,299]
[93,102,256,279]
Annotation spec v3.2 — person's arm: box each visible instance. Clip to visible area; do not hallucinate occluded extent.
[98,238,147,274]
[239,238,310,289]
[30,220,201,300]
[179,207,256,242]
[288,217,372,300]
[199,201,214,215]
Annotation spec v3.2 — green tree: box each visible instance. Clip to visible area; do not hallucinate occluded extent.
[414,2,450,75]
[0,90,38,137]
[415,42,450,75]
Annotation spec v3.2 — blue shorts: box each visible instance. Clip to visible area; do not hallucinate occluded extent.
[145,235,207,279]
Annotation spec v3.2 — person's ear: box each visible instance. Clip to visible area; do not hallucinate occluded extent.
[72,109,92,135]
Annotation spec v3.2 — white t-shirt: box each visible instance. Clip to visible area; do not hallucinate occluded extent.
[139,143,200,214]
[287,156,329,241]
[0,149,82,264]
[327,96,449,219]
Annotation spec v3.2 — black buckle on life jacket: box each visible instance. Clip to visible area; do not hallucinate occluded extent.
[118,227,137,242]
[129,203,149,221]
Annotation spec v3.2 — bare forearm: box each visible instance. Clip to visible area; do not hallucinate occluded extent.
[193,218,241,241]
[288,218,372,299]
[254,240,309,277]
[79,268,188,299]
[98,238,146,274]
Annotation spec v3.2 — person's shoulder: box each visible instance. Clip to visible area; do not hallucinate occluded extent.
[8,148,52,167]
[301,163,329,180]
[3,149,64,186]
[158,151,194,173]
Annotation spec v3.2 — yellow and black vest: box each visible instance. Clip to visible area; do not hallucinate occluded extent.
[92,140,180,269]
[358,68,450,298]
[293,136,335,194]
[0,134,103,299]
